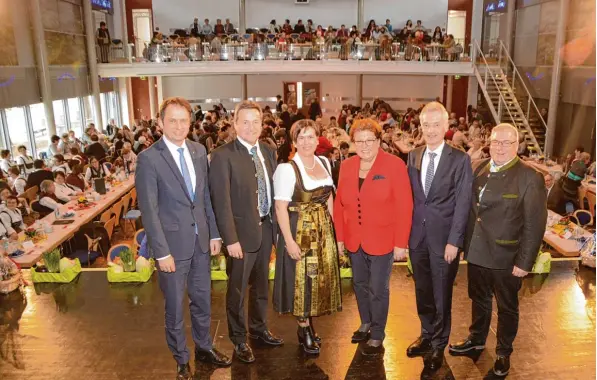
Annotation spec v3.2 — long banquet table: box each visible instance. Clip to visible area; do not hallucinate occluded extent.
[543,210,593,257]
[13,176,135,267]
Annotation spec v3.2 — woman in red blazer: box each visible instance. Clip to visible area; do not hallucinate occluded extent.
[334,118,413,355]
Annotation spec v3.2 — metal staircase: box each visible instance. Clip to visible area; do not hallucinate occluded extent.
[473,40,547,156]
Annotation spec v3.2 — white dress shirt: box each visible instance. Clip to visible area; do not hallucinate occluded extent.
[39,195,61,211]
[55,182,77,203]
[0,207,24,233]
[0,158,12,173]
[421,141,445,191]
[237,137,272,217]
[163,136,196,194]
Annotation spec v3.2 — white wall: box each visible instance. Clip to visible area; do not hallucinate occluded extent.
[153,0,240,34]
[364,0,448,31]
[246,0,358,29]
[161,74,444,116]
[362,75,443,111]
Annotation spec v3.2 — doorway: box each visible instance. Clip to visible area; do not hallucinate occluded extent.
[132,9,152,58]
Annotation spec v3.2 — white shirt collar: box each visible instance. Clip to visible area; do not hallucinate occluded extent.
[425,141,445,157]
[237,137,259,154]
[162,135,188,155]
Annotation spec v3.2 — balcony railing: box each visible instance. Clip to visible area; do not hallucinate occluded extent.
[98,39,471,64]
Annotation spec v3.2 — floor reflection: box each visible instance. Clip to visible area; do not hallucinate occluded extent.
[0,289,27,370]
[345,343,386,379]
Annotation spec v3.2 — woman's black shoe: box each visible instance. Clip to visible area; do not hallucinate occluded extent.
[308,317,322,344]
[297,326,320,355]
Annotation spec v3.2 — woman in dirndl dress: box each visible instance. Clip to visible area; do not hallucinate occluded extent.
[273,119,342,356]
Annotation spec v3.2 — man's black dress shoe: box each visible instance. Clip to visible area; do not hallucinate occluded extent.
[176,363,192,380]
[234,343,256,363]
[195,348,232,367]
[351,330,370,344]
[406,336,432,357]
[425,348,444,371]
[361,342,384,356]
[448,338,485,355]
[248,330,284,346]
[493,355,510,376]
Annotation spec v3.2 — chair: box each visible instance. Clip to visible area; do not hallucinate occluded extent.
[120,192,131,224]
[104,216,116,242]
[20,186,38,205]
[83,234,103,264]
[111,199,123,228]
[134,229,146,252]
[587,191,596,217]
[123,190,141,236]
[573,210,593,227]
[99,209,112,224]
[108,243,132,262]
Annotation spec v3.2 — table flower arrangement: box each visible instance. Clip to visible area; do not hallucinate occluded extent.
[24,227,47,244]
[73,196,96,210]
[30,249,81,283]
[107,248,155,283]
[0,253,23,294]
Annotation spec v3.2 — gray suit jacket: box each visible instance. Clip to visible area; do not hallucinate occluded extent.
[135,137,220,260]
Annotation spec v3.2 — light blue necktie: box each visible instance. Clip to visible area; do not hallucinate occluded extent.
[177,147,194,200]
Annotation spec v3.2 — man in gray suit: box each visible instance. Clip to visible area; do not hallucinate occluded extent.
[136,97,231,380]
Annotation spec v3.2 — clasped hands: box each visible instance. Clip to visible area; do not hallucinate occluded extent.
[158,239,222,273]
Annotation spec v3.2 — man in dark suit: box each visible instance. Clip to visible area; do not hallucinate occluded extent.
[449,124,547,377]
[544,173,566,214]
[406,102,473,371]
[25,160,54,191]
[136,97,231,380]
[84,134,106,161]
[209,100,283,364]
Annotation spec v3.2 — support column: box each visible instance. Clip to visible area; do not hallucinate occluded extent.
[82,0,104,131]
[239,0,246,35]
[446,76,454,112]
[148,76,157,118]
[117,78,129,127]
[545,0,569,157]
[357,0,365,33]
[241,74,248,100]
[156,76,164,105]
[356,74,363,107]
[29,0,56,138]
[504,0,516,56]
[126,78,134,125]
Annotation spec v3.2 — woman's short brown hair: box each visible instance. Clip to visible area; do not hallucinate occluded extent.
[290,119,320,142]
[234,100,263,122]
[349,118,382,141]
[159,97,192,121]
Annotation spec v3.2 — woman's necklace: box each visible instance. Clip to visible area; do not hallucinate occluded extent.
[304,160,317,171]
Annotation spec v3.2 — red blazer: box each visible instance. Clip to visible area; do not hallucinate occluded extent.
[334,150,413,255]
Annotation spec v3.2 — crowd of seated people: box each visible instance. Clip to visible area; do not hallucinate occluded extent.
[0,118,160,220]
[147,17,462,61]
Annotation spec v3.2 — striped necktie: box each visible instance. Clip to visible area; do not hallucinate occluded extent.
[424,152,437,197]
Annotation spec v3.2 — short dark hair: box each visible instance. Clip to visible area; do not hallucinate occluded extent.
[576,146,585,153]
[91,134,99,142]
[54,154,64,163]
[51,135,60,143]
[8,167,19,176]
[339,142,350,150]
[33,159,44,169]
[115,132,123,140]
[53,171,65,180]
[1,150,9,158]
[100,22,106,27]
[6,195,18,204]
[17,145,26,152]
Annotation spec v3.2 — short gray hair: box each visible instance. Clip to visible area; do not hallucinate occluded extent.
[491,123,519,142]
[40,180,54,193]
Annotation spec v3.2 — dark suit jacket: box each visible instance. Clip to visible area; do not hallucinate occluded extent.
[547,181,566,215]
[209,139,278,253]
[135,138,220,260]
[464,158,547,271]
[85,142,106,161]
[407,144,473,254]
[25,169,54,191]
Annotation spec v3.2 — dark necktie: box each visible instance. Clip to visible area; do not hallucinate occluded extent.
[424,152,437,197]
[250,146,269,216]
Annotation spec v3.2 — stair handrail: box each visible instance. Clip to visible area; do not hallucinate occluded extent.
[498,40,547,130]
[473,39,543,155]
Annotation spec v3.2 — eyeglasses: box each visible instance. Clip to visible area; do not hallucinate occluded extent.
[490,140,517,148]
[354,139,378,147]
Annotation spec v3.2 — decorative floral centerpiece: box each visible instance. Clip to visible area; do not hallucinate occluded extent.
[77,196,89,205]
[107,248,154,283]
[30,249,81,283]
[0,253,23,294]
[24,228,46,243]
